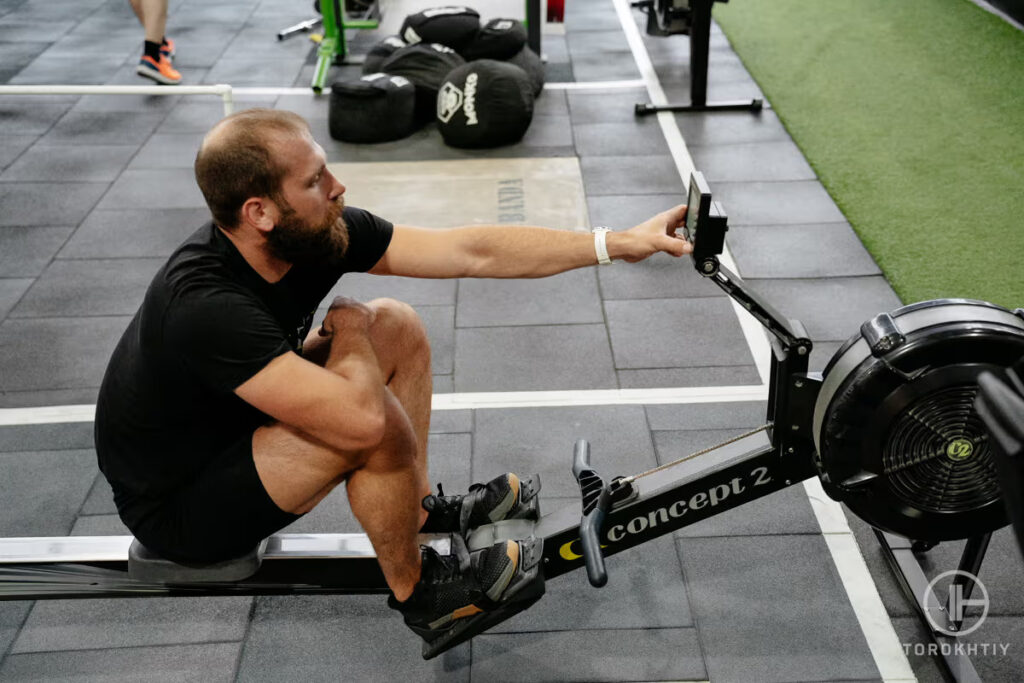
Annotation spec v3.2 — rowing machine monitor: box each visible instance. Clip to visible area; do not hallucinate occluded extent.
[684,171,728,274]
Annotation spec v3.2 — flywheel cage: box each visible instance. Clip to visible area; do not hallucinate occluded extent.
[882,384,999,514]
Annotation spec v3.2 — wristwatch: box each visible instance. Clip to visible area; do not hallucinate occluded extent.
[591,226,613,265]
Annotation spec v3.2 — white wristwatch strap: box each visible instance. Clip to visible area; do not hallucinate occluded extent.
[592,227,613,265]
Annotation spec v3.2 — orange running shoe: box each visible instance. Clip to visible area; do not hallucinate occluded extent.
[160,37,175,60]
[137,55,181,85]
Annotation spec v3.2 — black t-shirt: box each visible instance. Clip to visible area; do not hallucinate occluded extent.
[95,207,393,521]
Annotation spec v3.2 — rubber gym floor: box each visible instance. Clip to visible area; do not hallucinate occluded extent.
[1,0,1022,681]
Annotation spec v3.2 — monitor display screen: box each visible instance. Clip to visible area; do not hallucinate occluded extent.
[686,179,702,241]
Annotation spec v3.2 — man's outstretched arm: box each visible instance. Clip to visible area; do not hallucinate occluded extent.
[368,205,693,279]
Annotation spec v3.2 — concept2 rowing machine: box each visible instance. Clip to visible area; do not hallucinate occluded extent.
[3,172,1023,665]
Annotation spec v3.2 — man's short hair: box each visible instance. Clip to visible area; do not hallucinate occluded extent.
[194,108,311,228]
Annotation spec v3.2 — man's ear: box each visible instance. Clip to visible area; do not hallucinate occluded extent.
[239,196,278,235]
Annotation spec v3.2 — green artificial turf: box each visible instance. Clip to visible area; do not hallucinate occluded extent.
[714,0,1024,308]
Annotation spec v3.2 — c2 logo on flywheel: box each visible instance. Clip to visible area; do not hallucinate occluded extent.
[945,438,974,461]
[437,82,463,123]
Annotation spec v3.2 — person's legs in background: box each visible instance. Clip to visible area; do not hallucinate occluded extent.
[128,0,181,85]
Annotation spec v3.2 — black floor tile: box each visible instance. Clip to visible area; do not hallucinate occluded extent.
[586,193,685,228]
[645,401,767,431]
[567,87,648,123]
[745,277,903,342]
[0,144,136,182]
[598,250,717,300]
[713,180,848,226]
[567,29,630,56]
[240,594,470,681]
[203,58,304,86]
[0,96,77,136]
[0,449,96,535]
[96,168,207,209]
[0,422,94,452]
[543,60,573,83]
[674,109,791,147]
[580,154,684,196]
[472,627,706,682]
[473,405,656,497]
[605,297,755,368]
[678,534,881,682]
[159,99,272,134]
[8,54,128,85]
[0,20,76,43]
[128,132,205,168]
[0,39,48,69]
[0,603,31,667]
[456,268,603,327]
[0,277,30,320]
[4,0,106,21]
[673,477,820,537]
[37,109,165,145]
[37,30,138,57]
[10,258,162,318]
[532,88,569,118]
[564,11,622,33]
[618,364,761,388]
[570,51,639,81]
[79,471,117,515]
[1,643,241,682]
[729,222,882,279]
[0,182,108,227]
[0,315,129,391]
[572,119,667,157]
[321,272,456,307]
[454,324,617,393]
[0,391,96,412]
[58,208,210,258]
[690,140,816,182]
[12,597,252,654]
[491,535,692,632]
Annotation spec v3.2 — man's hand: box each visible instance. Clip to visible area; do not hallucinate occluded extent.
[319,296,375,337]
[609,204,694,263]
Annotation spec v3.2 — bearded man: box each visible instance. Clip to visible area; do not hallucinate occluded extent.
[95,108,691,649]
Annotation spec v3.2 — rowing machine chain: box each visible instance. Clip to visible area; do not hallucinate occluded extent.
[621,423,771,483]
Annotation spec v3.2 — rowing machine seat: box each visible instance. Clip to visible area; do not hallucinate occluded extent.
[128,539,267,584]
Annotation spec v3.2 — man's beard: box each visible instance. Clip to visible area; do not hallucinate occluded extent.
[266,196,350,268]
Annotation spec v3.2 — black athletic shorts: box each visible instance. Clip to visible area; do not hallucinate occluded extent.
[125,433,303,565]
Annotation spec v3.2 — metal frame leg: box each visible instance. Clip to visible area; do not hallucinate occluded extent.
[635,0,761,116]
[876,530,986,682]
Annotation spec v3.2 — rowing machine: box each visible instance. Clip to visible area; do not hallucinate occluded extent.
[3,172,1022,670]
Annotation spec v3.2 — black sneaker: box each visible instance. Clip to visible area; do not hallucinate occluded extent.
[389,535,546,658]
[420,473,540,534]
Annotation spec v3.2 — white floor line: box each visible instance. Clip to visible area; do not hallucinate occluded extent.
[609,0,915,679]
[0,386,768,426]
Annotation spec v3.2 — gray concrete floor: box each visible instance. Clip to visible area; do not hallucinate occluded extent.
[1,0,1022,681]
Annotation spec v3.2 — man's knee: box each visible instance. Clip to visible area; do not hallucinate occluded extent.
[367,298,431,365]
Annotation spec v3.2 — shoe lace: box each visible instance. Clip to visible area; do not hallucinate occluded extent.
[422,534,472,585]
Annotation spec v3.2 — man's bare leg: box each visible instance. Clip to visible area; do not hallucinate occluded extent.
[253,388,423,600]
[364,299,433,505]
[252,298,433,600]
[128,0,168,44]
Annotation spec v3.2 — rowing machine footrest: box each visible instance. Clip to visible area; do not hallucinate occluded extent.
[421,536,546,660]
[128,539,267,584]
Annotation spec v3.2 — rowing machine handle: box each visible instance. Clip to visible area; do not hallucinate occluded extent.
[572,440,611,588]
